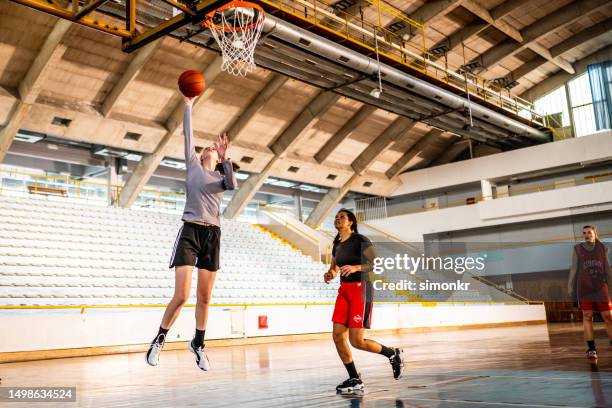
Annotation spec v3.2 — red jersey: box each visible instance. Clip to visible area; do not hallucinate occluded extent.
[575,242,609,301]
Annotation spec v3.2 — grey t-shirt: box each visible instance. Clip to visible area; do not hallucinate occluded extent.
[181,104,237,227]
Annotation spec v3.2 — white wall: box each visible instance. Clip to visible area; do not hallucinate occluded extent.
[0,303,545,353]
[371,180,612,241]
[393,131,612,196]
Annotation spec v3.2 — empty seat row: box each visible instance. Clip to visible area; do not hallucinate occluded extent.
[0,195,336,306]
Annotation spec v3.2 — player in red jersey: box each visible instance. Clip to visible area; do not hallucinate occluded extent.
[568,225,612,360]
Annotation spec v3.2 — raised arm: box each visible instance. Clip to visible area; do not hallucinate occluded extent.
[215,133,237,190]
[183,97,199,168]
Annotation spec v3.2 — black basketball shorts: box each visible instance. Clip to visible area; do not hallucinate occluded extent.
[169,222,221,271]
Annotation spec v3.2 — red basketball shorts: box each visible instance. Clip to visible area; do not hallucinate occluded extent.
[332,281,374,329]
[579,299,612,312]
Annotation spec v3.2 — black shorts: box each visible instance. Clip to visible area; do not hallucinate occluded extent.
[169,222,221,271]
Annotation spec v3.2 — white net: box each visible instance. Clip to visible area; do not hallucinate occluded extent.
[206,5,265,77]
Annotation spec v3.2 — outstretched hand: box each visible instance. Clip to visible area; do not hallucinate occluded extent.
[215,133,229,161]
[183,95,195,106]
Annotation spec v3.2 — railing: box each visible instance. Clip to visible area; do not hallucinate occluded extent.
[259,0,547,127]
[0,168,187,212]
[355,196,387,222]
[384,171,612,218]
[467,274,533,304]
[0,299,535,311]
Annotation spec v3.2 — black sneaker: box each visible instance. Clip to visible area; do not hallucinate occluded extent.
[390,348,404,379]
[145,333,165,366]
[336,376,364,393]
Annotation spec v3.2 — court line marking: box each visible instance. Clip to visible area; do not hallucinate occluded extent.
[406,375,488,388]
[399,372,612,382]
[399,396,589,408]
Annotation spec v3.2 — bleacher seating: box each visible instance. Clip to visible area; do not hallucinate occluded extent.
[0,195,338,306]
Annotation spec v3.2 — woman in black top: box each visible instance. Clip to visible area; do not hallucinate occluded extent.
[324,208,404,393]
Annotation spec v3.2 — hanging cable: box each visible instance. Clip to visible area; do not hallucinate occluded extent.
[370,26,383,99]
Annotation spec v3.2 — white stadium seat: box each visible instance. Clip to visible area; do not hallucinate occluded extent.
[0,195,336,306]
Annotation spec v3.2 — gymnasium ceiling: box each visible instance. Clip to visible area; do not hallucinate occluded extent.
[0,0,611,197]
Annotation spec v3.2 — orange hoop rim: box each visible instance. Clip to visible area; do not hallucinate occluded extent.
[203,1,265,32]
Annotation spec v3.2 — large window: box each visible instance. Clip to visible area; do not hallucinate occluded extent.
[534,86,570,128]
[568,73,597,137]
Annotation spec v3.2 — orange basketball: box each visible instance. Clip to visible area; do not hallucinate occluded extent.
[178,70,205,97]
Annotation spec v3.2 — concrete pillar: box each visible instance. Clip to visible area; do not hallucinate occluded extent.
[305,174,359,228]
[108,158,120,206]
[1,19,71,164]
[224,157,278,219]
[481,179,494,201]
[0,102,31,163]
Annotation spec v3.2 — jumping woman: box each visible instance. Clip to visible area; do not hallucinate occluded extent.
[568,225,612,360]
[146,95,237,370]
[324,208,404,393]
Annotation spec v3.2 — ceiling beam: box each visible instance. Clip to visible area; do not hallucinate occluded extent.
[224,91,340,219]
[505,56,548,81]
[314,104,376,163]
[428,0,526,62]
[387,0,463,39]
[0,19,71,163]
[465,0,604,74]
[431,139,470,165]
[489,0,527,20]
[270,92,340,157]
[461,0,522,42]
[386,129,444,178]
[306,116,416,227]
[520,43,612,102]
[304,173,359,228]
[550,18,612,57]
[351,117,416,174]
[19,20,71,104]
[324,0,370,25]
[118,56,224,208]
[502,18,612,83]
[101,41,160,117]
[408,134,459,171]
[0,103,31,163]
[226,74,288,142]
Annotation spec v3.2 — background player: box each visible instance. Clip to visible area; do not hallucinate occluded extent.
[568,225,612,360]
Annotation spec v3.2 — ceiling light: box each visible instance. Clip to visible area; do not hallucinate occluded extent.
[14,130,44,143]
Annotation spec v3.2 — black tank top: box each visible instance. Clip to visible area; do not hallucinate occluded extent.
[333,233,373,283]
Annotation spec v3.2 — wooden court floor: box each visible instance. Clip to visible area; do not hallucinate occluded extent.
[1,323,611,407]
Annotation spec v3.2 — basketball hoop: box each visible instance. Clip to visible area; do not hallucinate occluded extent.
[203,1,265,76]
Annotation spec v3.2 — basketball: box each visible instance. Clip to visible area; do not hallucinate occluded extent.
[178,70,205,97]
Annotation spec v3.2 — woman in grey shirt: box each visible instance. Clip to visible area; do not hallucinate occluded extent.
[146,95,238,370]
